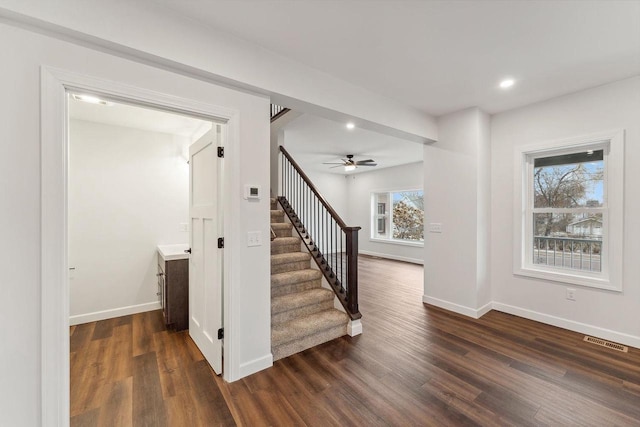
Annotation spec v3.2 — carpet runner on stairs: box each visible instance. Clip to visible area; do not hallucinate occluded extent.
[270,198,349,361]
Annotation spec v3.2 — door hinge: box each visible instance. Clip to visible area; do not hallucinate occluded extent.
[218,237,224,248]
[217,328,224,339]
[217,147,224,158]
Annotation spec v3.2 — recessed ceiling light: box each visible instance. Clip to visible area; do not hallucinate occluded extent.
[71,93,113,106]
[499,79,515,89]
[346,122,355,130]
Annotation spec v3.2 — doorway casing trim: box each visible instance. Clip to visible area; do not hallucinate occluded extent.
[41,66,241,426]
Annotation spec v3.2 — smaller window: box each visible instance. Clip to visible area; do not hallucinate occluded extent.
[514,130,624,291]
[372,190,424,244]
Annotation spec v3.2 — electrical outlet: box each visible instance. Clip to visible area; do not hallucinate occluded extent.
[429,223,443,233]
[566,288,576,301]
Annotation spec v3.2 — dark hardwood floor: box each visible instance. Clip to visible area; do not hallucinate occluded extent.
[71,255,640,426]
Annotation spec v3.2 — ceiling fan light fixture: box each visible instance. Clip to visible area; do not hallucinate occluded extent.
[344,164,356,172]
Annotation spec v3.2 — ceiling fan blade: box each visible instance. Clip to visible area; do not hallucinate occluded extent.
[358,163,377,167]
[355,159,375,164]
[322,162,346,165]
[329,165,344,169]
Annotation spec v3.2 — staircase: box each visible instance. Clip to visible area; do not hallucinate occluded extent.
[270,198,349,361]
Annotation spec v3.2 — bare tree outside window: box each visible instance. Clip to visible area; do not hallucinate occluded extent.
[392,191,424,241]
[532,150,604,272]
[372,190,424,242]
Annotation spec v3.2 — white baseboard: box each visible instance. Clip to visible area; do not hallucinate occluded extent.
[348,319,362,336]
[476,301,493,318]
[69,301,161,325]
[360,250,424,265]
[238,354,273,378]
[492,302,640,350]
[422,295,487,319]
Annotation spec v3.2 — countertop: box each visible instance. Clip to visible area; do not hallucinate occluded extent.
[157,243,190,261]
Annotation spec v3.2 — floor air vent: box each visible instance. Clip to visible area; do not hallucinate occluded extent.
[583,336,628,353]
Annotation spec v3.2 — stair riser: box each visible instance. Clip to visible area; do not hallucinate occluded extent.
[272,324,348,361]
[270,243,301,254]
[271,260,311,274]
[271,279,320,297]
[272,299,334,325]
[272,228,292,238]
[271,202,277,210]
[270,211,285,223]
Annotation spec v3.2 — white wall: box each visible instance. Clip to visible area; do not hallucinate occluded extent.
[423,108,492,316]
[0,22,269,425]
[305,171,349,220]
[68,120,190,322]
[491,76,640,346]
[346,162,424,264]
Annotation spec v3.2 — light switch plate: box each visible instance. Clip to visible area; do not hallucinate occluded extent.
[247,231,262,247]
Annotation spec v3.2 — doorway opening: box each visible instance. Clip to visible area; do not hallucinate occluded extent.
[41,67,238,425]
[67,94,225,419]
[67,94,211,328]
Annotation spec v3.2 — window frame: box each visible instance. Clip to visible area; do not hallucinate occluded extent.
[371,189,424,247]
[513,130,624,291]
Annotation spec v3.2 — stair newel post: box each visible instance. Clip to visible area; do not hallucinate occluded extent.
[345,226,361,315]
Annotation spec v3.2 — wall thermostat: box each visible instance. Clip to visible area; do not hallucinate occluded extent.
[244,185,261,200]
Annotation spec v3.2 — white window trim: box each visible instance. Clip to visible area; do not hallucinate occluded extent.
[513,130,624,291]
[371,188,424,245]
[370,237,424,248]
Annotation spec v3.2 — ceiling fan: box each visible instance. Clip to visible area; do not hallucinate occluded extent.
[323,154,377,171]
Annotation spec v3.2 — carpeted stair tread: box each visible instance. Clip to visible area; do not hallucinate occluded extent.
[270,236,301,254]
[271,236,299,245]
[272,323,347,361]
[270,223,292,230]
[270,210,285,222]
[272,309,348,347]
[271,221,292,227]
[270,223,293,238]
[271,269,321,287]
[272,288,334,315]
[271,252,310,266]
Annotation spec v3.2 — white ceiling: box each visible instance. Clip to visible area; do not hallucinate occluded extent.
[68,94,211,138]
[283,114,423,175]
[151,0,640,116]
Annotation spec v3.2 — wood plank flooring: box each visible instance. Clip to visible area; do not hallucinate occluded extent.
[71,255,640,426]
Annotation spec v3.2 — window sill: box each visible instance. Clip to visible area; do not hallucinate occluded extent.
[513,265,620,292]
[370,238,424,248]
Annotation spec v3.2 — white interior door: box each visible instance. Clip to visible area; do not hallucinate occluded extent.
[189,126,222,374]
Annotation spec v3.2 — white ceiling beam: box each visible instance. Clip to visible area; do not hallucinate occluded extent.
[0,0,437,143]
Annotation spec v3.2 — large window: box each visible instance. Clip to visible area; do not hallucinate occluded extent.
[515,131,624,290]
[372,190,424,244]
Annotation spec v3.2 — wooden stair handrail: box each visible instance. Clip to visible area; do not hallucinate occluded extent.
[278,146,361,320]
[279,146,348,229]
[270,104,290,122]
